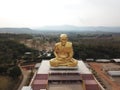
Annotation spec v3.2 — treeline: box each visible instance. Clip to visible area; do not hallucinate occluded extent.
[0,33,33,40]
[0,65,21,79]
[0,34,38,78]
[73,38,120,59]
[33,33,120,60]
[0,39,36,64]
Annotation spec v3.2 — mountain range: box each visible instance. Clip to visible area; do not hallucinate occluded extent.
[37,25,120,32]
[0,26,120,34]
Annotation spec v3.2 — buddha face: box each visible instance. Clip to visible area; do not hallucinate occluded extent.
[60,34,68,46]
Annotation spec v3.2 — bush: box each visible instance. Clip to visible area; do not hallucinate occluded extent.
[8,66,21,79]
[0,66,8,74]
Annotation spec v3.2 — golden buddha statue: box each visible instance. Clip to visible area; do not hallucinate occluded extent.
[49,34,78,67]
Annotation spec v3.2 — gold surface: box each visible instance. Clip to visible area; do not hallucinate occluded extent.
[50,34,78,67]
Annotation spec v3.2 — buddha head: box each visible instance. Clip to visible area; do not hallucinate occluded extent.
[60,34,68,46]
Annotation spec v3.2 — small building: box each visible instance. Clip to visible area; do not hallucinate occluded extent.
[22,86,32,90]
[86,58,94,62]
[96,59,111,63]
[108,71,120,76]
[112,59,120,63]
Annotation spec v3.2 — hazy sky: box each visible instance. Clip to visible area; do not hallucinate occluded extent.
[0,0,120,28]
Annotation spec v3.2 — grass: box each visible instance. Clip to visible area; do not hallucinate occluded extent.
[0,75,18,90]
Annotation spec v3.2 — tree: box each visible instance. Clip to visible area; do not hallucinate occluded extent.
[8,66,21,79]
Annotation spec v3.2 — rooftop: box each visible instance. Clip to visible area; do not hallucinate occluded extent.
[113,59,120,62]
[21,86,32,90]
[108,71,120,76]
[96,59,111,62]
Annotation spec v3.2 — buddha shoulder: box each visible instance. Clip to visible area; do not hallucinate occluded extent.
[66,42,72,47]
[55,42,61,47]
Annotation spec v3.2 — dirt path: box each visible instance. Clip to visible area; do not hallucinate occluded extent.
[89,62,120,90]
[17,66,31,90]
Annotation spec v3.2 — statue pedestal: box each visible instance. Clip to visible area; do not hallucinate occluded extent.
[32,61,101,90]
[37,60,91,74]
[50,66,78,70]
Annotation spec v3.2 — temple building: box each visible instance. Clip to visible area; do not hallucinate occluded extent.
[22,60,102,90]
[22,34,102,90]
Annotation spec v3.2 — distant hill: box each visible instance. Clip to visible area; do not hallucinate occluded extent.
[0,28,34,34]
[37,25,120,32]
[0,26,120,34]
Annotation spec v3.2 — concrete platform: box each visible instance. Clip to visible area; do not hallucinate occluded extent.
[37,60,92,74]
[31,60,101,90]
[50,66,78,70]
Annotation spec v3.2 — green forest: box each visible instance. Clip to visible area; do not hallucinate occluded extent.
[0,34,37,79]
[73,42,120,60]
[71,33,120,59]
[32,32,120,60]
[0,33,120,77]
